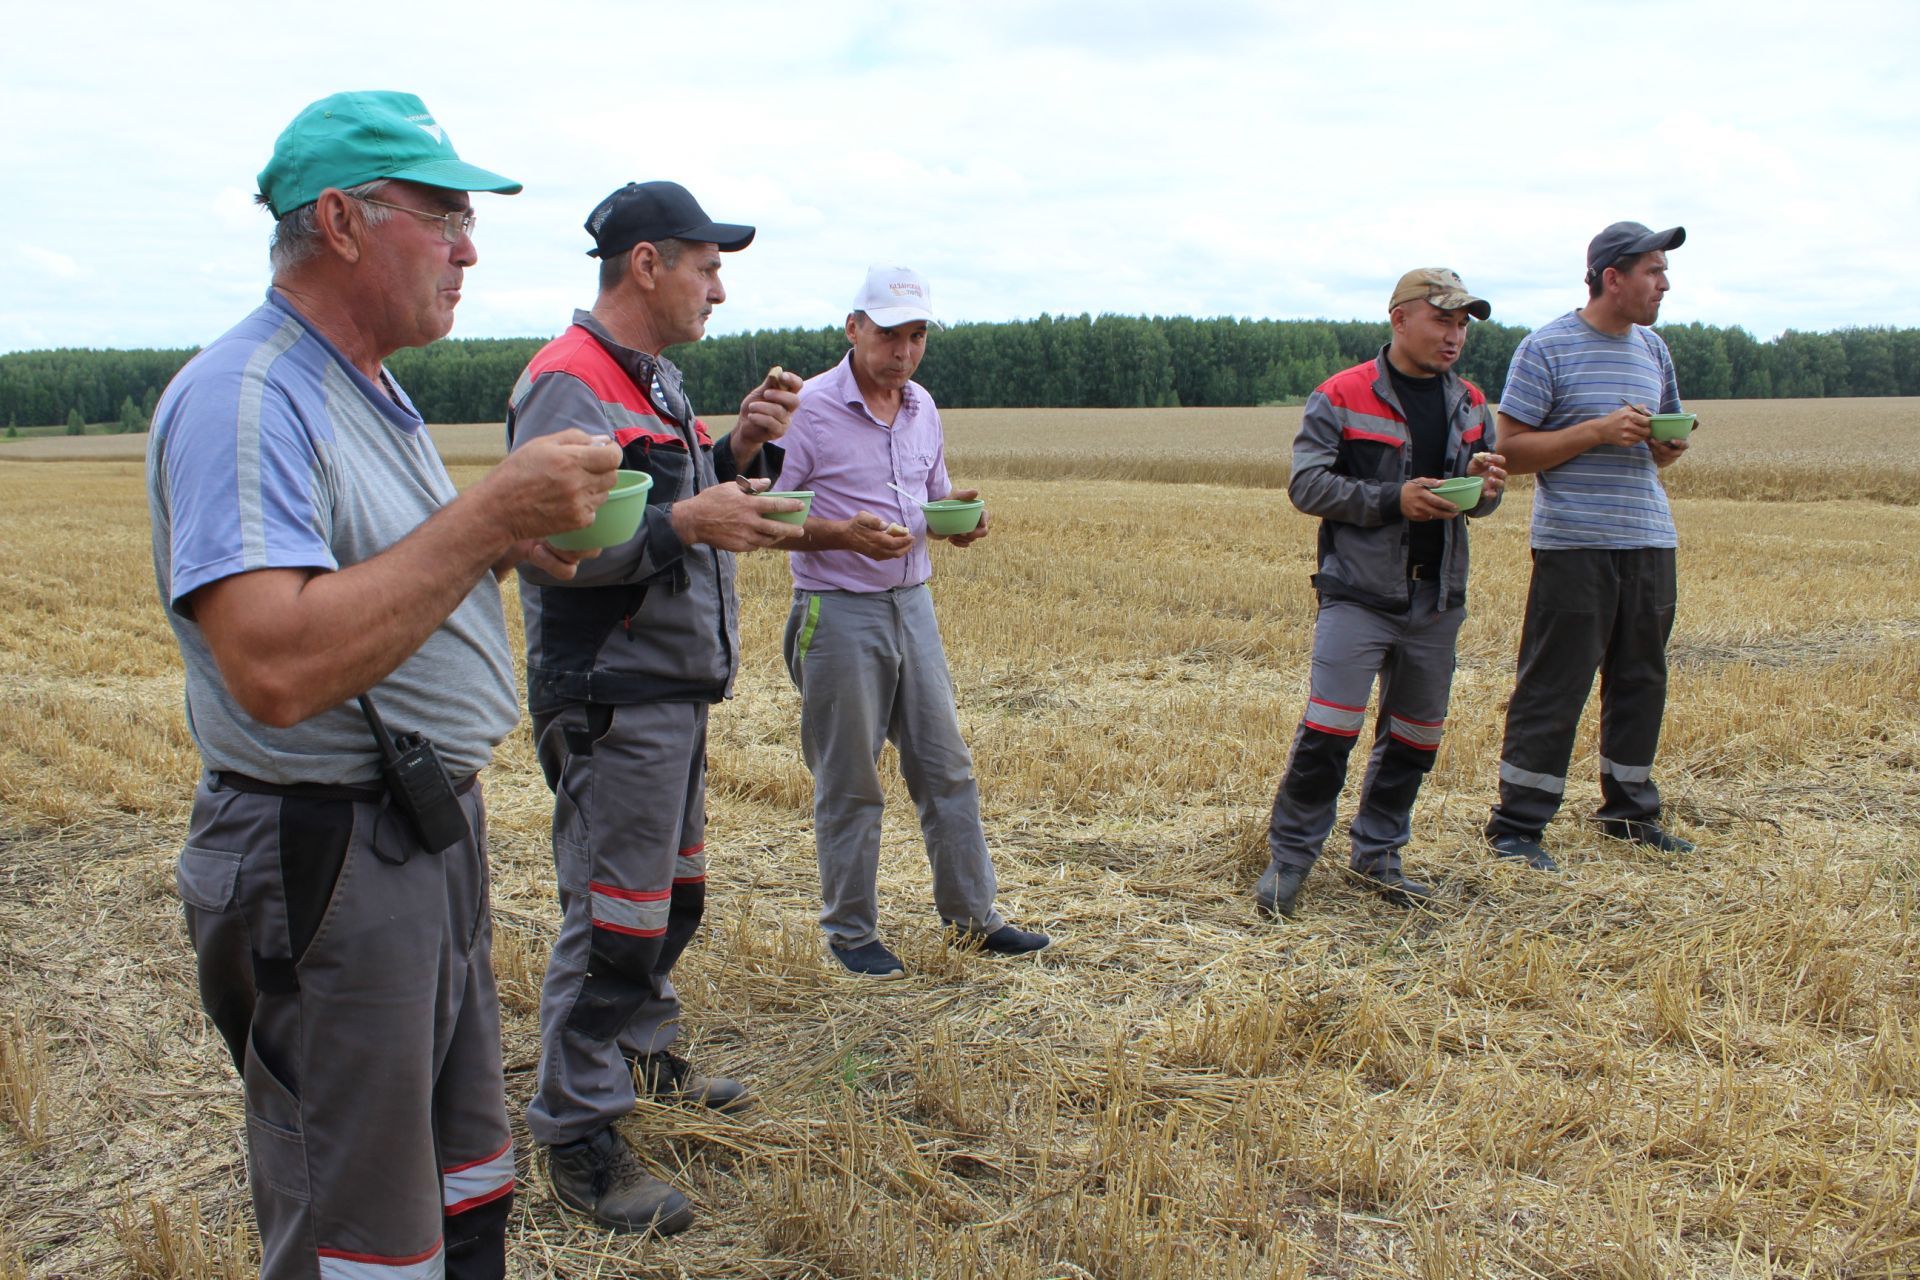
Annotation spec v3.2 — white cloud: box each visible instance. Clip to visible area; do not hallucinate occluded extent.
[1,0,1916,351]
[17,245,80,280]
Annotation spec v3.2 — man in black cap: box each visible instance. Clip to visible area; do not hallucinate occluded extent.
[1483,221,1697,871]
[506,180,803,1235]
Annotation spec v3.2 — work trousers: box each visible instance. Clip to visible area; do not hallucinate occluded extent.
[1487,547,1677,841]
[178,775,513,1280]
[526,700,708,1148]
[1266,581,1464,878]
[782,585,1003,948]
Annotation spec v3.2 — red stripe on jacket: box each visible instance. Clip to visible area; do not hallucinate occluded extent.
[612,425,693,450]
[1319,359,1489,442]
[1342,427,1405,446]
[1322,364,1403,423]
[525,326,712,447]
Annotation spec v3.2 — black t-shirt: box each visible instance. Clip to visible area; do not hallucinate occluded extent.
[1388,361,1449,571]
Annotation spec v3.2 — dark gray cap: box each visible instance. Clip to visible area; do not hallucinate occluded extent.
[584,181,755,258]
[1586,221,1686,276]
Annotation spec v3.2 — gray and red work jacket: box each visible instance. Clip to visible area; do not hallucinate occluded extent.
[508,311,782,713]
[1288,347,1501,613]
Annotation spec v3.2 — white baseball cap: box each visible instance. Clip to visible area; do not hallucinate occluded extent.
[852,265,942,329]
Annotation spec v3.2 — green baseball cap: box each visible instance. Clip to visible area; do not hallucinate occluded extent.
[257,90,522,218]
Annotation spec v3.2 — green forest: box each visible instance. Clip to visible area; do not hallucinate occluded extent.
[3,316,1915,431]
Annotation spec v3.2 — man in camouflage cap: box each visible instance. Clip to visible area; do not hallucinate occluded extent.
[1255,268,1507,919]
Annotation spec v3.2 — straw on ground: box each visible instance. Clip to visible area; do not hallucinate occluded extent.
[1,399,1916,1277]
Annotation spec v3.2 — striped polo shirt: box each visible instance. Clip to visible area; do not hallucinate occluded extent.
[1500,311,1681,550]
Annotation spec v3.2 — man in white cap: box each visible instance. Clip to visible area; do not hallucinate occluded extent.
[772,266,1050,977]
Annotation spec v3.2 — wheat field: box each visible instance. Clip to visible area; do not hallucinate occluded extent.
[2,400,1918,1278]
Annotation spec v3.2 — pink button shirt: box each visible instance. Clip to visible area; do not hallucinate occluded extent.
[779,353,954,593]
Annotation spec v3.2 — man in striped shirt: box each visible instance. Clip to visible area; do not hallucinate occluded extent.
[1484,222,1697,871]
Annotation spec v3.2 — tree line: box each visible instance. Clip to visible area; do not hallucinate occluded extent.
[4,318,1917,429]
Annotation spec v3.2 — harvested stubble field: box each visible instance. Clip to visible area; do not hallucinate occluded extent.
[1,398,1918,1279]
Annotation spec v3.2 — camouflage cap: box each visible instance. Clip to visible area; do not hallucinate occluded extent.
[1388,268,1491,321]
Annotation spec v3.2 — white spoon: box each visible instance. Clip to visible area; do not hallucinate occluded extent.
[887,481,922,504]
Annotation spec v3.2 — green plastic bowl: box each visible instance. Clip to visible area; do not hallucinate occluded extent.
[1428,475,1484,509]
[762,491,813,525]
[1648,412,1696,442]
[546,469,652,551]
[922,498,985,536]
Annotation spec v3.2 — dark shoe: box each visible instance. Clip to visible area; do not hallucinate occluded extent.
[831,938,906,978]
[632,1050,753,1114]
[1354,867,1433,907]
[547,1127,694,1236]
[1254,865,1307,919]
[1598,819,1695,854]
[1489,834,1559,871]
[955,923,1052,956]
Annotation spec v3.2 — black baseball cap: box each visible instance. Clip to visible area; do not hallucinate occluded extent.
[1586,221,1686,277]
[583,181,755,258]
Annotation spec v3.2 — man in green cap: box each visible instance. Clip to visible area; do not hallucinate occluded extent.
[149,90,617,1279]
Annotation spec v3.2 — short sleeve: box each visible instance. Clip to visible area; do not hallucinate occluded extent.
[158,372,335,614]
[1498,334,1554,429]
[1653,333,1683,413]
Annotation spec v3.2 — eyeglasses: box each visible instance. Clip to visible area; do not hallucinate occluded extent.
[353,196,477,244]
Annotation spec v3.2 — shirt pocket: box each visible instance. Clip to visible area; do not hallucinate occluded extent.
[895,447,939,494]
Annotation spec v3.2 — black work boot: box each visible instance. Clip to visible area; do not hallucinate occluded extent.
[546,1127,693,1236]
[1490,833,1559,871]
[1354,866,1434,907]
[632,1050,753,1113]
[1597,818,1695,854]
[1254,865,1308,919]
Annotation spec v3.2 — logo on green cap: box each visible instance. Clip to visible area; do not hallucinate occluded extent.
[257,90,521,218]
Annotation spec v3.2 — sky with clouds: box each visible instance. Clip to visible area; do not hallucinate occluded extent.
[3,0,1914,354]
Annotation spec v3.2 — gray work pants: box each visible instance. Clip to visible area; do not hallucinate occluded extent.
[1487,547,1676,841]
[1266,581,1465,877]
[526,700,708,1148]
[178,774,513,1280]
[782,585,1003,947]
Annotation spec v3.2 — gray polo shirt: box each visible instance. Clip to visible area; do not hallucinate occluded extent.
[147,292,518,784]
